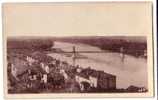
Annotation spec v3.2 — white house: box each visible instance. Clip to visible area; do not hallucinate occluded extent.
[76,68,82,73]
[45,65,50,74]
[138,87,147,92]
[40,62,50,74]
[29,74,37,81]
[89,76,97,88]
[40,62,45,69]
[75,75,91,91]
[11,64,17,78]
[75,75,90,84]
[60,69,68,80]
[42,74,48,83]
[26,56,36,66]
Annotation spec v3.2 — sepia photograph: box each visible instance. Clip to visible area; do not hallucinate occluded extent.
[3,2,154,98]
[7,36,148,94]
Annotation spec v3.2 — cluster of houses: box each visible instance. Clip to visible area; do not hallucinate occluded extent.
[75,67,116,91]
[7,51,117,93]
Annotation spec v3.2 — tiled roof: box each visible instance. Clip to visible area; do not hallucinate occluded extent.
[77,68,116,79]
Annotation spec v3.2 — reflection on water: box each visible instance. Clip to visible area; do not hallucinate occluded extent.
[47,41,147,89]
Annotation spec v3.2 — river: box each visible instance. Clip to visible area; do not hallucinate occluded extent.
[47,41,147,89]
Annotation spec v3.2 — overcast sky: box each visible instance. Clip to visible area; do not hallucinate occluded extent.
[3,2,152,37]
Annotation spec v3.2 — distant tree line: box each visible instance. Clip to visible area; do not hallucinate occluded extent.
[56,37,147,57]
[7,38,54,51]
[7,37,147,57]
